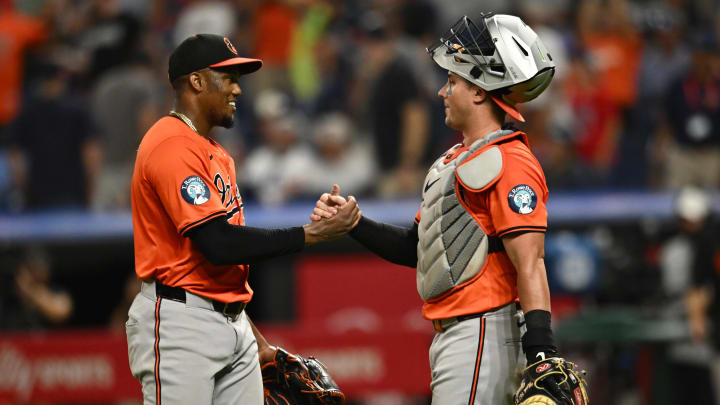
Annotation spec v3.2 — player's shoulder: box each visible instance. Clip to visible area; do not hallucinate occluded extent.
[456,132,544,191]
[138,117,199,158]
[496,134,542,172]
[495,134,548,192]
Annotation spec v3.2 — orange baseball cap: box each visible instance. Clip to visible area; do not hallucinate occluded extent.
[168,34,262,82]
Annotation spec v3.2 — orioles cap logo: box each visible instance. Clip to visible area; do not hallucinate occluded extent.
[224,37,238,55]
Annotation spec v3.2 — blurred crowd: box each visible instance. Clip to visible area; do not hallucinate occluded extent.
[0,0,718,213]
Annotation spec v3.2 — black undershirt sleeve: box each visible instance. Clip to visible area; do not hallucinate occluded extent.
[348,216,418,267]
[187,216,305,265]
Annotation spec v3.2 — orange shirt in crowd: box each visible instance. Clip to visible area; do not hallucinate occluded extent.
[252,2,296,66]
[0,9,47,125]
[583,33,643,108]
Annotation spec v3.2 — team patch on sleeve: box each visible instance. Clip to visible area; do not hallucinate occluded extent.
[507,184,537,214]
[181,175,210,205]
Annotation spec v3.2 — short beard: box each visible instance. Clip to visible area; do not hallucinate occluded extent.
[220,114,235,128]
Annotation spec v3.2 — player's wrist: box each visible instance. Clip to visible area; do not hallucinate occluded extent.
[302,224,320,245]
[303,223,331,245]
[521,309,558,363]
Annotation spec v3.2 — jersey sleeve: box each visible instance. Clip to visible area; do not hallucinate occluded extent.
[485,147,548,238]
[144,137,228,235]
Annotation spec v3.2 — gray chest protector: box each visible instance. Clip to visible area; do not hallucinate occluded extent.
[416,129,514,300]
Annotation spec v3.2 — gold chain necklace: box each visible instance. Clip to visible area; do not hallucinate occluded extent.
[169,110,198,133]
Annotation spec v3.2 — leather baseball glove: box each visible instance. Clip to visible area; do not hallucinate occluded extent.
[261,347,345,405]
[514,357,589,405]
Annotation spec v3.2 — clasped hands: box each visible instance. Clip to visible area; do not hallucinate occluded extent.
[303,184,361,244]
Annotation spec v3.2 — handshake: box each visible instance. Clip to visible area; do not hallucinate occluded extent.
[302,184,362,245]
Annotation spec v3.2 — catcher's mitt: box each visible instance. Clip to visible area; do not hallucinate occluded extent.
[514,357,589,405]
[261,347,345,405]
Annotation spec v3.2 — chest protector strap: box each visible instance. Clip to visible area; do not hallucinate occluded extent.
[416,129,514,301]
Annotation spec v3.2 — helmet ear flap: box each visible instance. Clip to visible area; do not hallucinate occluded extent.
[503,67,555,104]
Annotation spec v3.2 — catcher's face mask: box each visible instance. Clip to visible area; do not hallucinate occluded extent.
[427,13,556,120]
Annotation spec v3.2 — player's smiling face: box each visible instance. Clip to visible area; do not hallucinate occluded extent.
[205,68,241,128]
[438,72,475,130]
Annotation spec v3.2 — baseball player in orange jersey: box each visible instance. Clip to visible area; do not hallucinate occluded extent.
[313,14,586,404]
[126,34,360,405]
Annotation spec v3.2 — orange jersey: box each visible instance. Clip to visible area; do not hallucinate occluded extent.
[416,131,548,319]
[131,117,250,303]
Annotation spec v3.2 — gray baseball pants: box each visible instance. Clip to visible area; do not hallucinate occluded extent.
[429,303,526,404]
[125,280,263,405]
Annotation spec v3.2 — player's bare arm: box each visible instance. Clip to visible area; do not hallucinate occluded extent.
[502,231,558,365]
[502,231,551,314]
[247,316,276,364]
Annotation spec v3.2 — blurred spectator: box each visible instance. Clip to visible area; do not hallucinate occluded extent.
[661,188,713,314]
[617,3,690,188]
[7,64,100,210]
[662,30,720,189]
[172,0,237,47]
[251,0,297,92]
[428,0,511,30]
[562,52,617,183]
[396,0,456,164]
[0,1,49,132]
[301,112,376,197]
[574,0,643,177]
[655,187,717,403]
[242,89,314,205]
[350,11,429,197]
[0,245,74,330]
[77,0,144,83]
[577,0,643,109]
[89,52,164,211]
[305,26,354,116]
[289,1,334,103]
[535,133,602,190]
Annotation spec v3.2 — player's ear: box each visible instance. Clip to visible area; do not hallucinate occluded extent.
[472,86,487,104]
[188,71,205,92]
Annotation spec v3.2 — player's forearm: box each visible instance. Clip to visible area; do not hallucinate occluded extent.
[349,216,418,267]
[502,231,556,360]
[188,217,305,265]
[247,315,276,364]
[516,259,556,360]
[516,258,551,313]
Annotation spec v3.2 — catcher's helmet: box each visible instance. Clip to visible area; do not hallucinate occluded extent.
[427,13,555,121]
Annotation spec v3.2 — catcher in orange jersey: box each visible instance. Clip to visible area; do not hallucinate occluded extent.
[313,14,588,405]
[126,34,358,405]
